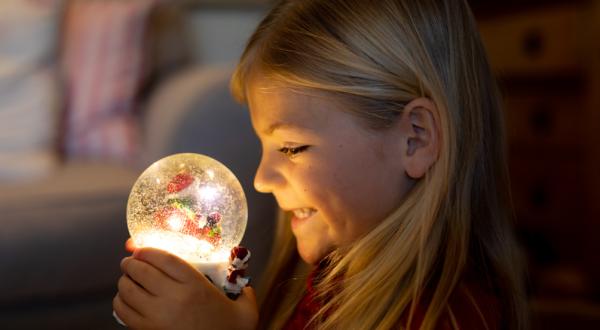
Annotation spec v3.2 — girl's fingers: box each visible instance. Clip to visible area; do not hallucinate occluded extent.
[239,286,257,306]
[117,274,154,315]
[232,286,260,328]
[125,238,136,253]
[132,247,203,284]
[113,293,145,328]
[121,256,174,296]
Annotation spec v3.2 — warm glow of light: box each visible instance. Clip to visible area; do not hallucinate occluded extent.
[197,185,219,202]
[167,213,186,231]
[207,169,215,179]
[134,230,229,263]
[212,249,230,262]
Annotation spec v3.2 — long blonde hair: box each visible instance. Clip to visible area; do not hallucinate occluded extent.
[231,0,527,329]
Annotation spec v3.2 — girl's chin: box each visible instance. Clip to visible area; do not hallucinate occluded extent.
[290,211,335,264]
[294,237,335,265]
[297,245,328,265]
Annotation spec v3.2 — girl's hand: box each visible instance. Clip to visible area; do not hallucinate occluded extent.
[113,247,258,330]
[124,238,136,253]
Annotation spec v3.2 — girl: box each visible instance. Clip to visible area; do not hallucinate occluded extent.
[114,0,528,329]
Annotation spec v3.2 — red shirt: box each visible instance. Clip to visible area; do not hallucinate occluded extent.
[283,264,324,330]
[283,267,501,330]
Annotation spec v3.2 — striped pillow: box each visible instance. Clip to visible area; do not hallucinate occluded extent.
[61,0,158,162]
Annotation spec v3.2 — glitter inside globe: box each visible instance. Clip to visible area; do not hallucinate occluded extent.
[127,153,247,264]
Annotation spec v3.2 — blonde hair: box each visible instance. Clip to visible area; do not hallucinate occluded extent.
[232,0,527,329]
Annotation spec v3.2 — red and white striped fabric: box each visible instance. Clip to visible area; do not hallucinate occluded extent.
[61,0,158,163]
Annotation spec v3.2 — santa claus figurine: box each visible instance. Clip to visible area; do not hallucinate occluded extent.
[154,171,224,246]
[223,246,251,299]
[156,172,202,235]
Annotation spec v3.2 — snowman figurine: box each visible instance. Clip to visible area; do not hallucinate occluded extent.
[223,246,251,299]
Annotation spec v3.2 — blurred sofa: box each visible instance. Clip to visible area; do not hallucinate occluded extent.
[0,64,276,329]
[0,0,275,328]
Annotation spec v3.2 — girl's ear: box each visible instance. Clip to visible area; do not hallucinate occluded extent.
[397,97,441,179]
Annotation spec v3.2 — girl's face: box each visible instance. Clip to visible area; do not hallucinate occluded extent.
[247,80,413,265]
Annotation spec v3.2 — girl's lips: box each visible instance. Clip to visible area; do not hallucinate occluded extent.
[290,208,316,229]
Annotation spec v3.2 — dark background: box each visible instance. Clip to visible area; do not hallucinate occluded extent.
[471,0,600,328]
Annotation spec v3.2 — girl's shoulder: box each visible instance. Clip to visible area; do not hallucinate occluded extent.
[406,281,501,330]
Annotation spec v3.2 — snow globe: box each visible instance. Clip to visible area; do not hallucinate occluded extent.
[126,153,249,292]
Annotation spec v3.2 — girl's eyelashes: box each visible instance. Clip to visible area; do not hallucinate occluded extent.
[278,145,310,158]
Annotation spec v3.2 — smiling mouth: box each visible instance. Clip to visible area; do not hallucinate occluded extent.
[290,208,317,230]
[292,208,316,220]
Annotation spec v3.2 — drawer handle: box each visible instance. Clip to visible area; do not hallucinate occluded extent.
[522,28,545,59]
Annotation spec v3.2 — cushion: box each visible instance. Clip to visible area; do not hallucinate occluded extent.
[61,0,158,163]
[0,0,64,182]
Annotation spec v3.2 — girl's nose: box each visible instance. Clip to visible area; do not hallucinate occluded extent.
[254,153,283,193]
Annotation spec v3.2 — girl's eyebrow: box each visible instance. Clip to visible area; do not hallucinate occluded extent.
[264,121,312,136]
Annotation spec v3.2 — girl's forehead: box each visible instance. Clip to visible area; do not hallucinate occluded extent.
[247,82,339,130]
[249,80,323,105]
[247,75,336,105]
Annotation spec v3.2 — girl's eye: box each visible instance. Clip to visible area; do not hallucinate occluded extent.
[278,145,310,158]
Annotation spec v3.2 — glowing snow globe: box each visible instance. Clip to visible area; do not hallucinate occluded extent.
[126,153,247,284]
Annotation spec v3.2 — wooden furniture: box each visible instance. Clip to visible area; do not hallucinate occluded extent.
[476,1,600,328]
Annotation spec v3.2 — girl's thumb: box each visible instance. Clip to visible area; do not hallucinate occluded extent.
[234,286,259,328]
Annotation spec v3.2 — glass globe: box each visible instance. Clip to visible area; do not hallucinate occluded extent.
[127,153,247,265]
